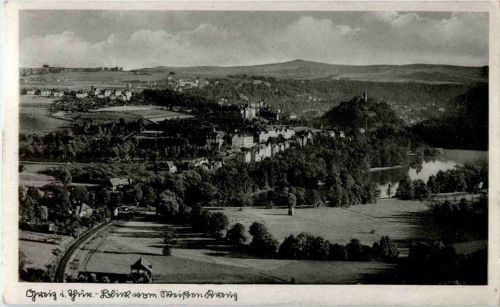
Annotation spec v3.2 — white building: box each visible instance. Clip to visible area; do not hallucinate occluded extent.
[165,161,177,174]
[232,134,254,149]
[104,89,112,97]
[241,106,257,119]
[124,90,132,100]
[75,92,88,98]
[40,90,52,96]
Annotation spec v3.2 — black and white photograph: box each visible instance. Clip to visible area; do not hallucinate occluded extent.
[3,1,500,305]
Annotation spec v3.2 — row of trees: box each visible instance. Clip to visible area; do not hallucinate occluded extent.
[225,221,399,262]
[278,234,399,262]
[395,162,487,200]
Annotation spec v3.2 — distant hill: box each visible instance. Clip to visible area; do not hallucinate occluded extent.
[135,60,488,84]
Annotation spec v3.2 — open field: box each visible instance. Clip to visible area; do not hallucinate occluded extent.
[19,161,99,188]
[75,105,194,122]
[76,199,437,284]
[19,161,60,187]
[89,105,194,122]
[19,231,73,270]
[20,96,69,134]
[219,199,439,251]
[21,71,166,89]
[75,219,395,284]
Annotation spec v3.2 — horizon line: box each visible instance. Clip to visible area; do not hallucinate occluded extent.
[21,58,489,71]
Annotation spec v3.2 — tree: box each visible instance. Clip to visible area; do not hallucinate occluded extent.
[361,183,380,204]
[226,223,247,245]
[346,239,365,261]
[71,186,88,205]
[249,222,278,257]
[128,186,143,206]
[141,185,156,207]
[386,183,393,198]
[306,235,330,260]
[329,243,348,260]
[372,236,399,261]
[161,227,176,257]
[327,184,343,207]
[249,222,268,238]
[278,235,301,259]
[157,190,181,220]
[287,193,297,208]
[395,178,414,200]
[413,179,430,200]
[208,212,229,238]
[305,189,321,207]
[20,194,36,225]
[61,167,72,187]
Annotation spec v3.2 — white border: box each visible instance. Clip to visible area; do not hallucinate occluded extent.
[3,1,500,305]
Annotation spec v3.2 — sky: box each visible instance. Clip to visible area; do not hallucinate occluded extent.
[19,10,489,69]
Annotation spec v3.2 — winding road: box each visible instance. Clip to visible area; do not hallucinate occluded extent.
[54,220,115,282]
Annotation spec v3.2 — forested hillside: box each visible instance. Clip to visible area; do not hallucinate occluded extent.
[411,84,488,150]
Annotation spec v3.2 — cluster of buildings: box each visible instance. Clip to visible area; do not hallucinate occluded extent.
[22,87,133,101]
[89,86,133,101]
[220,126,326,164]
[166,76,210,91]
[24,88,65,97]
[217,100,281,121]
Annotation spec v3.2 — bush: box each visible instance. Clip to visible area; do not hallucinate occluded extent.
[226,223,247,245]
[278,235,302,259]
[278,233,330,260]
[251,233,279,257]
[162,246,172,256]
[249,222,278,257]
[308,236,330,260]
[345,238,373,261]
[372,236,399,261]
[328,243,348,261]
[208,212,229,238]
[20,268,51,282]
[249,222,268,238]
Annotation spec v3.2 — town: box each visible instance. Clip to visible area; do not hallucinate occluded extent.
[19,60,488,285]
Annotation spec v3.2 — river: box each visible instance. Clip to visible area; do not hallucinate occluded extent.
[372,149,488,198]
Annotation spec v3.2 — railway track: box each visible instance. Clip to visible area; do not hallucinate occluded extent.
[54,220,115,282]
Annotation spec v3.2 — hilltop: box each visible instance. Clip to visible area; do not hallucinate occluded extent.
[136,59,488,84]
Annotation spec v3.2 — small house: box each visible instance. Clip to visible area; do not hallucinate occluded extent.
[108,178,130,190]
[124,90,132,100]
[76,203,93,218]
[75,92,88,99]
[165,161,177,174]
[130,257,153,282]
[40,90,52,96]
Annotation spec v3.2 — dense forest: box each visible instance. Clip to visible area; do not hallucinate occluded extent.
[190,78,478,117]
[411,84,488,150]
